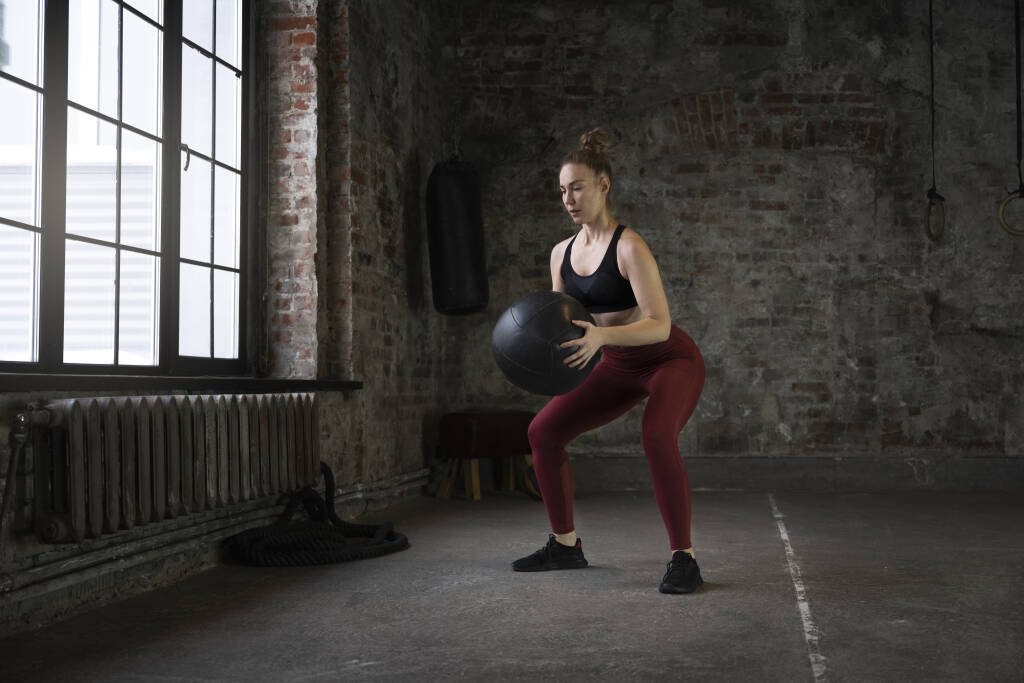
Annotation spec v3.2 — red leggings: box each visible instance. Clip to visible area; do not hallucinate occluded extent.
[528,325,705,550]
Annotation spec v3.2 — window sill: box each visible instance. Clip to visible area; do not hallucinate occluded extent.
[0,373,363,394]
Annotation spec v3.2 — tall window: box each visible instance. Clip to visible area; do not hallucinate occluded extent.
[0,0,247,375]
[179,0,242,360]
[0,0,44,363]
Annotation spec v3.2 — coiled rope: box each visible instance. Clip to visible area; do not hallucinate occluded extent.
[223,462,409,566]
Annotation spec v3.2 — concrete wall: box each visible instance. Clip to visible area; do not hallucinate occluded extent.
[443,0,1024,488]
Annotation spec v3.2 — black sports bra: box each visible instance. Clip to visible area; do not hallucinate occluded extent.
[561,224,638,314]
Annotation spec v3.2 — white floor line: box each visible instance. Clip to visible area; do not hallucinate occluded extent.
[769,493,828,683]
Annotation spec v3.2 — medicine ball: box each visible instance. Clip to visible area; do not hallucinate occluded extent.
[491,291,602,395]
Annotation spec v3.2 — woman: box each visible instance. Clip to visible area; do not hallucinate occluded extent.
[511,129,707,594]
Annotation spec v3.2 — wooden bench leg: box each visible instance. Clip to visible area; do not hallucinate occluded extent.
[501,456,517,492]
[464,458,481,501]
[437,458,459,499]
[522,454,542,500]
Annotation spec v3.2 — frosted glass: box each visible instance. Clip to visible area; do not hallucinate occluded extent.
[213,269,237,358]
[64,240,116,364]
[216,0,241,67]
[67,0,118,118]
[121,129,162,250]
[179,263,210,357]
[122,9,163,135]
[215,61,240,167]
[0,80,42,226]
[183,0,213,52]
[1,0,43,85]
[180,154,211,262]
[181,45,212,156]
[0,226,39,362]
[128,0,162,24]
[213,166,239,268]
[66,109,117,243]
[119,250,159,365]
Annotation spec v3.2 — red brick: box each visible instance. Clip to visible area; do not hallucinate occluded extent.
[270,16,315,31]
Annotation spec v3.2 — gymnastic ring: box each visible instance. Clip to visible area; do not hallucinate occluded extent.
[924,197,945,242]
[998,191,1024,236]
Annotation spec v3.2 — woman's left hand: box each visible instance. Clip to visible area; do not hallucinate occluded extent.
[561,320,604,369]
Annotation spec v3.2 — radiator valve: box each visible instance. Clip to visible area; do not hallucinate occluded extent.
[12,409,53,438]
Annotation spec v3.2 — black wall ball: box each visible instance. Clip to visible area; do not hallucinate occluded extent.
[491,291,602,395]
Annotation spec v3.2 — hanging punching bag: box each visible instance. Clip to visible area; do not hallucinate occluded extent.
[425,160,489,314]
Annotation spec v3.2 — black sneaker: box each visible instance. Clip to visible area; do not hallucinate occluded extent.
[512,534,589,572]
[659,551,703,594]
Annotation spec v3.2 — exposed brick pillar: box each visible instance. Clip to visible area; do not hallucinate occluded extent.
[264,1,320,379]
[318,0,354,380]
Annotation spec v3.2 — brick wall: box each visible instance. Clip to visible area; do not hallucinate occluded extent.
[442,0,1024,484]
[14,2,1008,549]
[264,0,320,379]
[319,0,453,487]
[262,0,454,488]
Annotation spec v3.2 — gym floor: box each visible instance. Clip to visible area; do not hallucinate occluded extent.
[0,490,1021,682]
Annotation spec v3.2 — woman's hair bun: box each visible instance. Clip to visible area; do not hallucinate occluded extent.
[561,128,614,200]
[579,128,608,155]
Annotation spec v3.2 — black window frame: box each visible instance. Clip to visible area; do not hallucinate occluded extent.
[0,0,254,380]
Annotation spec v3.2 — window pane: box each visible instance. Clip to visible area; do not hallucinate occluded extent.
[119,250,159,365]
[0,225,39,362]
[66,108,117,243]
[64,240,116,364]
[0,0,43,85]
[181,45,212,156]
[122,129,161,250]
[213,166,238,267]
[0,79,41,226]
[216,0,241,67]
[122,9,163,136]
[127,0,162,25]
[179,263,210,357]
[215,62,239,167]
[180,154,211,262]
[182,0,212,53]
[67,0,118,118]
[213,269,237,358]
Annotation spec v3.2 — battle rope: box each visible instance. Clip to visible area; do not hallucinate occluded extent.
[1000,0,1024,236]
[222,462,409,566]
[925,0,945,242]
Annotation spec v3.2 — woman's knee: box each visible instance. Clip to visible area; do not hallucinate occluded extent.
[641,427,679,459]
[528,414,558,451]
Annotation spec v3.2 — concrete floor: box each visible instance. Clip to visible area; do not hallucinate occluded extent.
[0,490,1022,682]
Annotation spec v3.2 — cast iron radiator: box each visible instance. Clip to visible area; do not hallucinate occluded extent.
[28,393,318,543]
